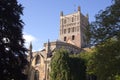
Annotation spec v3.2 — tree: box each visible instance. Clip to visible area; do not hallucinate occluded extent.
[0,0,27,80]
[83,0,120,80]
[90,0,120,44]
[50,49,70,80]
[88,39,120,80]
[87,0,120,79]
[80,39,120,80]
[69,54,86,80]
[80,51,97,80]
[50,48,86,80]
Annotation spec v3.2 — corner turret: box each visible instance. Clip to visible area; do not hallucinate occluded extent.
[78,6,81,11]
[60,11,63,16]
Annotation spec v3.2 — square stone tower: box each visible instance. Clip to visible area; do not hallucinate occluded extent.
[59,6,89,48]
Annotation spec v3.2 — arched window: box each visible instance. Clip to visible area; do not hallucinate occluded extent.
[34,70,39,80]
[35,55,40,65]
[64,36,66,41]
[72,35,75,40]
[64,29,66,34]
[72,27,74,32]
[68,28,70,33]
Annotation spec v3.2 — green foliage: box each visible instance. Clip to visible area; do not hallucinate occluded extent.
[79,39,120,80]
[80,51,95,75]
[88,39,120,80]
[79,1,120,80]
[0,0,27,80]
[115,74,120,80]
[90,0,120,44]
[69,54,86,80]
[50,49,70,80]
[86,1,120,79]
[50,49,86,80]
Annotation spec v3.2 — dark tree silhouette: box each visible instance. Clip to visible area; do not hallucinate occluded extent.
[0,0,27,80]
[69,56,86,80]
[90,0,120,44]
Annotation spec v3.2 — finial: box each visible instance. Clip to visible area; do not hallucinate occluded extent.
[48,39,50,44]
[47,39,51,54]
[29,42,32,51]
[60,11,63,16]
[86,13,89,19]
[29,42,33,62]
[78,6,81,11]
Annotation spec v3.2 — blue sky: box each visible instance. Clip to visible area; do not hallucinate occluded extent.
[18,0,112,51]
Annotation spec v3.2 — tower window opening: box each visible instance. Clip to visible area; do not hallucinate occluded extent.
[64,29,66,34]
[77,27,79,32]
[72,35,75,40]
[64,37,66,41]
[72,27,74,32]
[68,28,70,33]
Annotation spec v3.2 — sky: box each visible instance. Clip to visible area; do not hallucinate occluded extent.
[18,0,112,51]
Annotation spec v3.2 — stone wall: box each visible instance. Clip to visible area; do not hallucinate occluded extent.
[59,6,89,48]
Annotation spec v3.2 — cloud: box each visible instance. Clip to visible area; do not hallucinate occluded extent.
[23,33,37,48]
[23,34,36,43]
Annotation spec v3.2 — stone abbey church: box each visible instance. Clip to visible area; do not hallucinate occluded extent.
[27,6,89,80]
